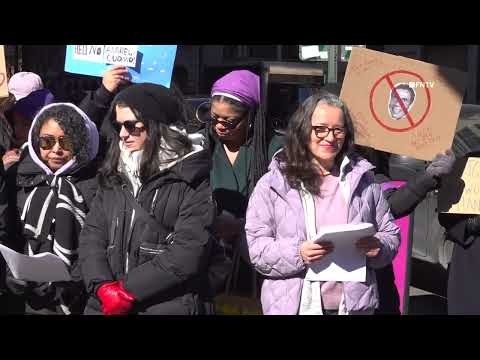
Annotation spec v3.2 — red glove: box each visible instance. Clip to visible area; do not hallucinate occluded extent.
[97,281,136,315]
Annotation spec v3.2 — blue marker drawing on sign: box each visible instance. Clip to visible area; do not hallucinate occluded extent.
[64,45,177,88]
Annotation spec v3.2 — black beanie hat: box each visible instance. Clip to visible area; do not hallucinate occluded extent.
[113,83,183,126]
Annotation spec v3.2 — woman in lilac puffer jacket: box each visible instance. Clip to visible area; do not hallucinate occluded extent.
[245,92,400,315]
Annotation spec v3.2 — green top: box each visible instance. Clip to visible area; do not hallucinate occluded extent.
[210,133,284,218]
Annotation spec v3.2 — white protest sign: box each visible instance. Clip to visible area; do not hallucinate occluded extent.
[72,45,138,68]
[439,157,480,215]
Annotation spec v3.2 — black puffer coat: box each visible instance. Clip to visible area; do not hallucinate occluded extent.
[79,148,216,315]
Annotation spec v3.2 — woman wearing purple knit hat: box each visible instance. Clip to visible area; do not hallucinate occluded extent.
[204,70,284,305]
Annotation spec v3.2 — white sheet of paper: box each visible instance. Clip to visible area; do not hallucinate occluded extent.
[305,223,375,282]
[0,244,71,282]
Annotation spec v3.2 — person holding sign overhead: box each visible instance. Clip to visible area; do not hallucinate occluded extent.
[3,102,99,315]
[79,65,131,159]
[245,91,400,315]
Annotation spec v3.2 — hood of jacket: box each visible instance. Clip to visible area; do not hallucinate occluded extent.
[26,102,99,177]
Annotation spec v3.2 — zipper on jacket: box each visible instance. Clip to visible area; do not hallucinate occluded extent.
[109,217,118,247]
[124,183,143,274]
[125,209,136,274]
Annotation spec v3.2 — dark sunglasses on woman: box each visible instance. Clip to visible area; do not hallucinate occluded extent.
[39,135,74,152]
[112,120,145,136]
[210,114,244,130]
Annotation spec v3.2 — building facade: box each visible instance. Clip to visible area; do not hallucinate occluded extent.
[4,45,479,104]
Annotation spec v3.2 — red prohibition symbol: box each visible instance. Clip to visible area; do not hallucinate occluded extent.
[369,70,431,132]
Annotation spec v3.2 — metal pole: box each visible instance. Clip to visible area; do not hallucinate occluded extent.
[327,45,339,84]
[467,45,479,104]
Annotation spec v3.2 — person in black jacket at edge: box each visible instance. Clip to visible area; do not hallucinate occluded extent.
[78,82,216,315]
[438,150,480,315]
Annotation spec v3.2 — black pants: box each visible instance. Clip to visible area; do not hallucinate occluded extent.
[375,265,401,315]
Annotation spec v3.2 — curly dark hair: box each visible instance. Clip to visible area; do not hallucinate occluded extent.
[31,104,90,166]
[276,91,357,195]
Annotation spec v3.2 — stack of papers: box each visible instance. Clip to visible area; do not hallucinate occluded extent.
[0,244,71,282]
[306,223,375,282]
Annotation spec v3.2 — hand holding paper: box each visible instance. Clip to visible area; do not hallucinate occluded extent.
[0,243,71,283]
[305,223,376,282]
[300,241,334,264]
[355,236,382,258]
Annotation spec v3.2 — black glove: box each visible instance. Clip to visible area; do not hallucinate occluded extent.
[426,150,456,178]
[466,216,480,235]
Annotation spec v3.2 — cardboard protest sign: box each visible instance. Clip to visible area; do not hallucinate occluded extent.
[0,45,8,98]
[64,45,177,88]
[340,48,467,160]
[438,157,480,214]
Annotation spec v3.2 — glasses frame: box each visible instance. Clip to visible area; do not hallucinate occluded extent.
[38,135,74,152]
[113,120,146,136]
[311,125,346,139]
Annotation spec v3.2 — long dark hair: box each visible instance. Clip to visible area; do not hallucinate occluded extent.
[98,101,193,188]
[277,91,356,195]
[208,94,270,194]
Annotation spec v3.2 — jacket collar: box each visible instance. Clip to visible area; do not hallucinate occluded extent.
[268,152,375,199]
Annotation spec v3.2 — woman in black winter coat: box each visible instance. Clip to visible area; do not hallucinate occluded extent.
[79,83,216,315]
[3,103,99,315]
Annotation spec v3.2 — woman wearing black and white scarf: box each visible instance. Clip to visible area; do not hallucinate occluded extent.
[4,103,99,315]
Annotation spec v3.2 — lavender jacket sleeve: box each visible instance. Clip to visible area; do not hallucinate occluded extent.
[245,174,306,278]
[366,183,401,269]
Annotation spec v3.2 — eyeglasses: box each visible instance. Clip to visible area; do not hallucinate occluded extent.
[210,114,244,130]
[39,135,74,152]
[312,125,346,139]
[112,120,145,136]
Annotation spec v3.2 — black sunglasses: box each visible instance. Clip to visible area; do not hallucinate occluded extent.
[210,114,245,130]
[39,135,74,152]
[112,120,145,136]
